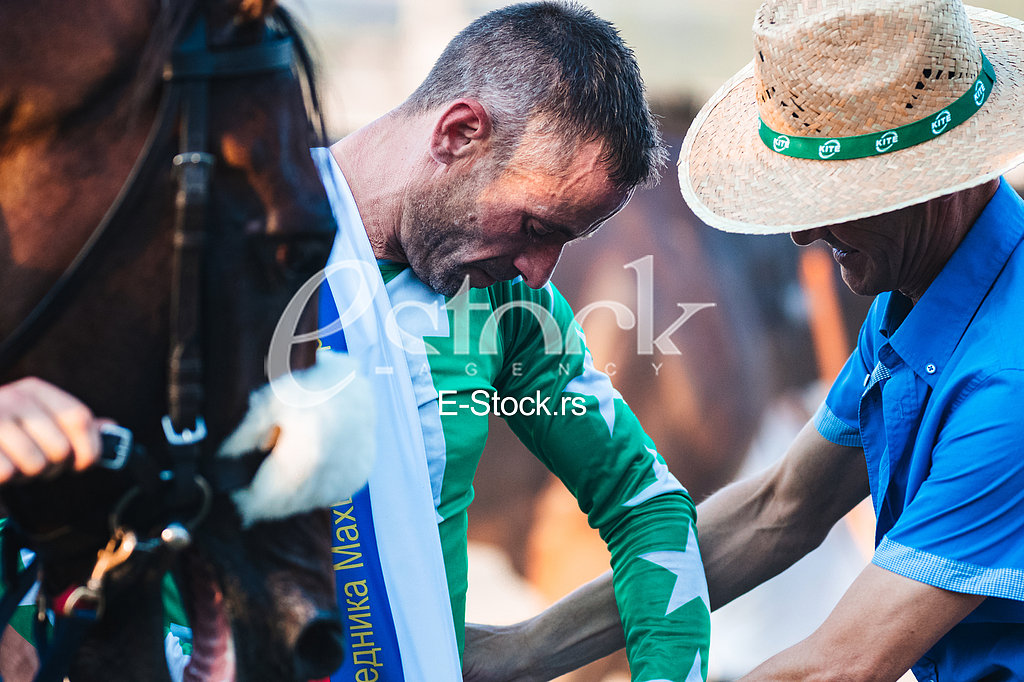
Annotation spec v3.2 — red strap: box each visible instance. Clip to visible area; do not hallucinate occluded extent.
[51,585,80,615]
[52,584,99,617]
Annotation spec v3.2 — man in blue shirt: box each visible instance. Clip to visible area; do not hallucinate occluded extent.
[461,0,1024,681]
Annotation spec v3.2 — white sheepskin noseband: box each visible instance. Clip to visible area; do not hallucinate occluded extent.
[219,353,375,526]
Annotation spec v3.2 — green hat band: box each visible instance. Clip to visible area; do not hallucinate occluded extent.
[758,51,996,161]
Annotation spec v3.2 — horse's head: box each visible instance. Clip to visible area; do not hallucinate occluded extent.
[0,1,372,680]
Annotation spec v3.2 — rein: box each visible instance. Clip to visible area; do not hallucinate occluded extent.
[0,9,300,681]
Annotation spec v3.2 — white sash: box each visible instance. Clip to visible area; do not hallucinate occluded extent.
[312,147,462,682]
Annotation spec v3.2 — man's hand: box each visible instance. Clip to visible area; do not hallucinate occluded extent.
[0,377,103,483]
[462,574,626,682]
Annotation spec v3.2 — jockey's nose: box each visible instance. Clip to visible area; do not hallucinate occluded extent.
[514,240,566,289]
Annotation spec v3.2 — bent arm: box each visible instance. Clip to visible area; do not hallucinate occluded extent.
[472,283,708,681]
[699,420,868,608]
[463,421,869,681]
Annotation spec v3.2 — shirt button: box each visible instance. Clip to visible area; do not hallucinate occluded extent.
[925,363,937,374]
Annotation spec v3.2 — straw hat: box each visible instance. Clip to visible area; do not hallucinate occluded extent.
[679,0,1024,234]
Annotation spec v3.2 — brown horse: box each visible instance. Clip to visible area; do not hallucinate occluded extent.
[0,1,357,680]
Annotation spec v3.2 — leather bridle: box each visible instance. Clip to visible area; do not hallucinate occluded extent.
[162,9,297,509]
[0,8,308,680]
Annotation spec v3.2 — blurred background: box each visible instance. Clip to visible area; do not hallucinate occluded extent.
[288,1,1024,679]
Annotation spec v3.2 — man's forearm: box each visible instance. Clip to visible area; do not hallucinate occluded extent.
[697,421,868,609]
[509,444,852,664]
[519,573,625,681]
[513,421,869,651]
[462,573,624,682]
[736,564,986,682]
[462,461,816,680]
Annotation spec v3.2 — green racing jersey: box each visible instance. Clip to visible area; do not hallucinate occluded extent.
[377,261,710,682]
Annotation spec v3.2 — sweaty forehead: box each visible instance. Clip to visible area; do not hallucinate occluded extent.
[499,137,626,233]
[506,121,606,179]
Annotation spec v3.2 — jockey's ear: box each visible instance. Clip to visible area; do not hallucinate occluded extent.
[429,99,493,167]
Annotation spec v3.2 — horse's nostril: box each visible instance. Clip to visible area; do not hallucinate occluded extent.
[293,612,346,681]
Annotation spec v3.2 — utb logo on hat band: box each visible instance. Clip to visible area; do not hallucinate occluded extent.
[758,51,995,161]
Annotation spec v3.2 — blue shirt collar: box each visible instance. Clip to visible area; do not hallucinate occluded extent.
[884,178,1024,385]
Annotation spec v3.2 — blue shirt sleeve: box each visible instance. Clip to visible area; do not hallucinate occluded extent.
[814,297,887,447]
[874,368,1024,600]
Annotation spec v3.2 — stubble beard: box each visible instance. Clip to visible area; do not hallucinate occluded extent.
[402,170,492,297]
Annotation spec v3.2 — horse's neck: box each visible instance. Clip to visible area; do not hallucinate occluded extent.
[0,0,163,348]
[0,119,174,432]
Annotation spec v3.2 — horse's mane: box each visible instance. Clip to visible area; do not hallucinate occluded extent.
[273,7,329,146]
[129,0,328,145]
[130,0,202,110]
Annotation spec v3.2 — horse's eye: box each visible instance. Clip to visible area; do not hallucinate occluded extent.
[274,237,333,276]
[251,234,334,289]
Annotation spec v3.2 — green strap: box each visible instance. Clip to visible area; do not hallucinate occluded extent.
[759,52,996,160]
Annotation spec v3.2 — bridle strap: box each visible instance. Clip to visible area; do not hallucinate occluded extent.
[166,23,294,79]
[0,13,295,379]
[166,16,212,466]
[164,14,296,435]
[162,12,296,500]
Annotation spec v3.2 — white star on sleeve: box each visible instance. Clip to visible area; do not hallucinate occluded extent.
[638,648,704,682]
[623,446,686,507]
[562,328,623,437]
[638,523,710,615]
[685,647,704,682]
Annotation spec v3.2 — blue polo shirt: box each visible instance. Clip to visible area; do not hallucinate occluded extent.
[815,179,1024,682]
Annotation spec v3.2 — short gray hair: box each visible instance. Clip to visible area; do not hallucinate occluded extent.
[400,2,667,190]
